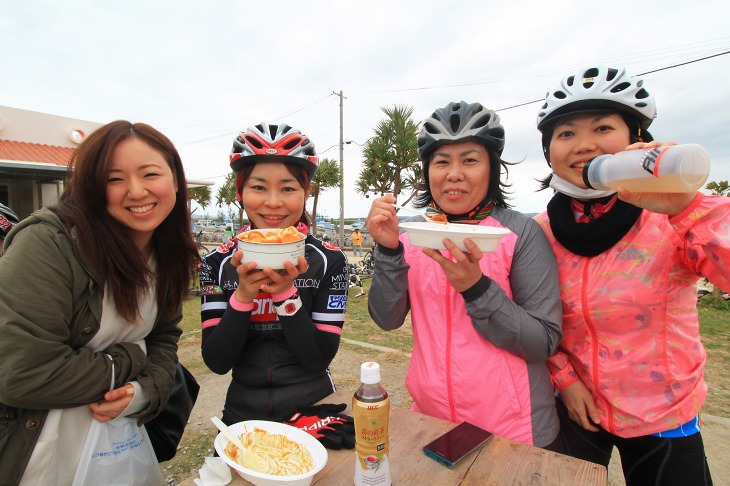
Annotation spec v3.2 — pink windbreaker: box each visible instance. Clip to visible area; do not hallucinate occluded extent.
[536,193,730,437]
[369,207,562,447]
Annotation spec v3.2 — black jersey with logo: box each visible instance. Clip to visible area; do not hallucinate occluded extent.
[199,234,349,423]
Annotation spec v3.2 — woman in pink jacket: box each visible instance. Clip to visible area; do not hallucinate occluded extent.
[535,65,728,485]
[366,101,563,449]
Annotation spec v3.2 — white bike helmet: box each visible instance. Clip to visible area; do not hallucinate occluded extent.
[230,122,319,178]
[418,101,505,160]
[536,66,656,132]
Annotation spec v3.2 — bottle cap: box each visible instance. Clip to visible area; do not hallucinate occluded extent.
[360,362,381,384]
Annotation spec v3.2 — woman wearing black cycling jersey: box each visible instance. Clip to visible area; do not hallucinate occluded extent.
[199,123,349,425]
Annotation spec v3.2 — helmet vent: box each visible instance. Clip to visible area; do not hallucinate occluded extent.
[473,114,491,129]
[283,138,301,150]
[449,114,460,133]
[423,122,439,134]
[566,76,575,87]
[607,68,618,81]
[451,102,462,112]
[635,102,648,108]
[245,135,264,149]
[584,67,599,78]
[553,91,567,100]
[635,88,650,99]
[610,82,631,93]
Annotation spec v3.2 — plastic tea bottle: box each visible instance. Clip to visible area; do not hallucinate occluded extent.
[353,362,391,486]
[583,143,710,193]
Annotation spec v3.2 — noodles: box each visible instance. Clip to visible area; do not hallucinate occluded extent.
[224,427,315,476]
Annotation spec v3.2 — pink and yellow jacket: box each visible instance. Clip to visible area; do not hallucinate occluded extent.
[536,193,730,438]
[368,207,562,447]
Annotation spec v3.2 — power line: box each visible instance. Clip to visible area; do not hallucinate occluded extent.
[635,50,730,76]
[176,93,334,145]
[346,40,730,95]
[494,50,730,113]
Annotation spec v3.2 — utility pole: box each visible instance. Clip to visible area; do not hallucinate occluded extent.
[333,90,346,247]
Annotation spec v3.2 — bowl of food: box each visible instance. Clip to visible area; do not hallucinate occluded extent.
[215,420,328,486]
[399,221,510,252]
[236,227,306,269]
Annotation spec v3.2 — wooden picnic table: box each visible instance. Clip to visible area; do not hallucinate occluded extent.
[179,389,606,485]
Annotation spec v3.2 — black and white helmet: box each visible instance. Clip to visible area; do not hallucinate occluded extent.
[0,203,19,239]
[418,101,505,160]
[536,65,656,132]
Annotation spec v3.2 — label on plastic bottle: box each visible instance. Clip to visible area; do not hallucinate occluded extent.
[353,395,391,486]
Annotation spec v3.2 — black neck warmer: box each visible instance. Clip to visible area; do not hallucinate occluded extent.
[547,193,642,257]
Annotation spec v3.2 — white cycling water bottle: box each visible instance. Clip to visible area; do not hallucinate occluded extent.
[583,144,710,193]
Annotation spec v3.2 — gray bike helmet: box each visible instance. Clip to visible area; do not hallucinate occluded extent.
[536,65,656,132]
[0,202,19,239]
[418,101,505,161]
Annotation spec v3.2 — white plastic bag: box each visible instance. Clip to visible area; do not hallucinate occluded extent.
[72,417,165,486]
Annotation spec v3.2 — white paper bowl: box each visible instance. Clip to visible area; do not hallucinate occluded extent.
[400,221,510,252]
[215,420,328,486]
[236,229,306,269]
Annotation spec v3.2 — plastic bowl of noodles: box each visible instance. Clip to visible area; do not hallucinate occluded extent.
[215,420,328,486]
[399,221,510,252]
[236,227,306,269]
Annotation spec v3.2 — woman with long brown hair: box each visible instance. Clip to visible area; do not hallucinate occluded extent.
[0,120,198,485]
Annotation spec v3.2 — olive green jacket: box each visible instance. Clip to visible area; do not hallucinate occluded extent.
[0,208,181,486]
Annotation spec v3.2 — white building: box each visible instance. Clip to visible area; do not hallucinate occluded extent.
[0,105,212,220]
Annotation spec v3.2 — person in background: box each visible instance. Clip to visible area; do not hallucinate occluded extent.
[0,202,19,256]
[365,101,563,449]
[200,123,349,425]
[351,227,364,257]
[0,121,198,484]
[535,65,726,485]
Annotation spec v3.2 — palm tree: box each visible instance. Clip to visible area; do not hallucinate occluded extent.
[187,185,212,209]
[309,158,340,234]
[356,104,420,203]
[216,172,243,226]
[706,180,730,196]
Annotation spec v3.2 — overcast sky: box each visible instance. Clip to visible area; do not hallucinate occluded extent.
[3,1,730,218]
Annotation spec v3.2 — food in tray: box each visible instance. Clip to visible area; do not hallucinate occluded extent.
[237,226,304,243]
[399,221,510,252]
[428,213,448,223]
[224,427,315,476]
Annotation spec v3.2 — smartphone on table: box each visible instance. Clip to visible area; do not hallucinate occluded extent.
[422,421,494,469]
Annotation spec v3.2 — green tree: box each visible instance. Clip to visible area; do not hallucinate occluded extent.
[309,158,340,234]
[356,104,420,204]
[706,180,730,196]
[187,185,212,209]
[216,172,243,226]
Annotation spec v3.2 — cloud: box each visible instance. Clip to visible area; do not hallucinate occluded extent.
[3,0,730,217]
